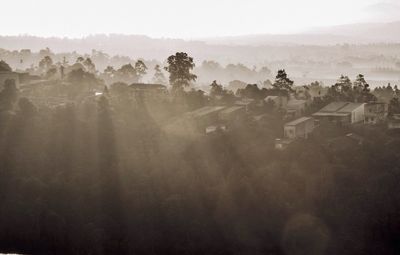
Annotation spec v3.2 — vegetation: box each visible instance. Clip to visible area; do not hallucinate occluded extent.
[164,52,197,92]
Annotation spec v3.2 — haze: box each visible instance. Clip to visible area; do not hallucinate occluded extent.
[3,0,399,38]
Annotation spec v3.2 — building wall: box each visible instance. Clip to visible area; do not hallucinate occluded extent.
[284,126,297,139]
[284,118,315,139]
[351,105,365,124]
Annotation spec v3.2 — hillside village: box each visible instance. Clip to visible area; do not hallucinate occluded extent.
[2,51,400,254]
[1,52,399,151]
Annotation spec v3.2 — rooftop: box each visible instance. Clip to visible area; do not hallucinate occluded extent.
[285,117,313,126]
[337,103,364,113]
[312,112,349,117]
[318,102,364,114]
[189,106,226,118]
[219,106,244,115]
[129,83,166,90]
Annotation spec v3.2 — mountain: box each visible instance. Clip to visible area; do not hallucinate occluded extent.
[204,21,400,46]
[309,21,400,42]
[0,21,398,64]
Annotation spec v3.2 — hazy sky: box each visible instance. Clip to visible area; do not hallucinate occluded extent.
[2,0,399,38]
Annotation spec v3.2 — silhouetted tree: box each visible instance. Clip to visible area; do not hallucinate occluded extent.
[134,60,147,82]
[164,52,197,92]
[209,80,224,98]
[353,74,376,102]
[39,56,53,73]
[273,69,294,93]
[83,57,96,73]
[152,64,166,84]
[117,63,138,83]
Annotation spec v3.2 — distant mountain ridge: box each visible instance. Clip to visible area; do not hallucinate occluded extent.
[204,21,400,46]
[0,21,399,64]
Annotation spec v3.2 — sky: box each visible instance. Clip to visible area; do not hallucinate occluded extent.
[1,0,399,39]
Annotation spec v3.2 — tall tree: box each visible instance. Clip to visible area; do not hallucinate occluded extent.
[83,58,96,73]
[134,60,147,82]
[209,80,224,98]
[164,52,197,92]
[117,63,138,83]
[39,56,53,73]
[327,75,353,101]
[272,69,294,93]
[152,65,167,84]
[353,74,376,102]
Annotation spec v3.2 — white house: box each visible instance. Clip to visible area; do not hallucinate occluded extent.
[312,102,365,125]
[284,117,315,139]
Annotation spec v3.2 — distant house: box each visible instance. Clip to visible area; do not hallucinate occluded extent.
[187,106,226,132]
[264,95,288,109]
[364,102,388,124]
[235,98,256,112]
[285,98,307,119]
[312,102,365,125]
[0,71,20,88]
[129,83,167,100]
[284,117,315,140]
[219,106,245,122]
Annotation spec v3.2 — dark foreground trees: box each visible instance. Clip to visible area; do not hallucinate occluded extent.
[0,86,399,255]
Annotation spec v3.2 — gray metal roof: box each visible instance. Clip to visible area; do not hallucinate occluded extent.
[317,102,364,114]
[219,106,244,114]
[285,117,313,126]
[337,103,364,113]
[189,106,226,118]
[319,102,348,112]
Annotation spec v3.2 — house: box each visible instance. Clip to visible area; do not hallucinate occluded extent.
[312,102,365,125]
[264,95,288,109]
[284,117,315,140]
[235,98,256,112]
[129,83,167,100]
[285,98,307,119]
[364,102,388,124]
[0,71,20,88]
[219,106,245,122]
[187,106,226,132]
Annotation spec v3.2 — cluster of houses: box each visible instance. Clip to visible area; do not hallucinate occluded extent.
[176,87,396,149]
[275,101,390,150]
[1,69,399,147]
